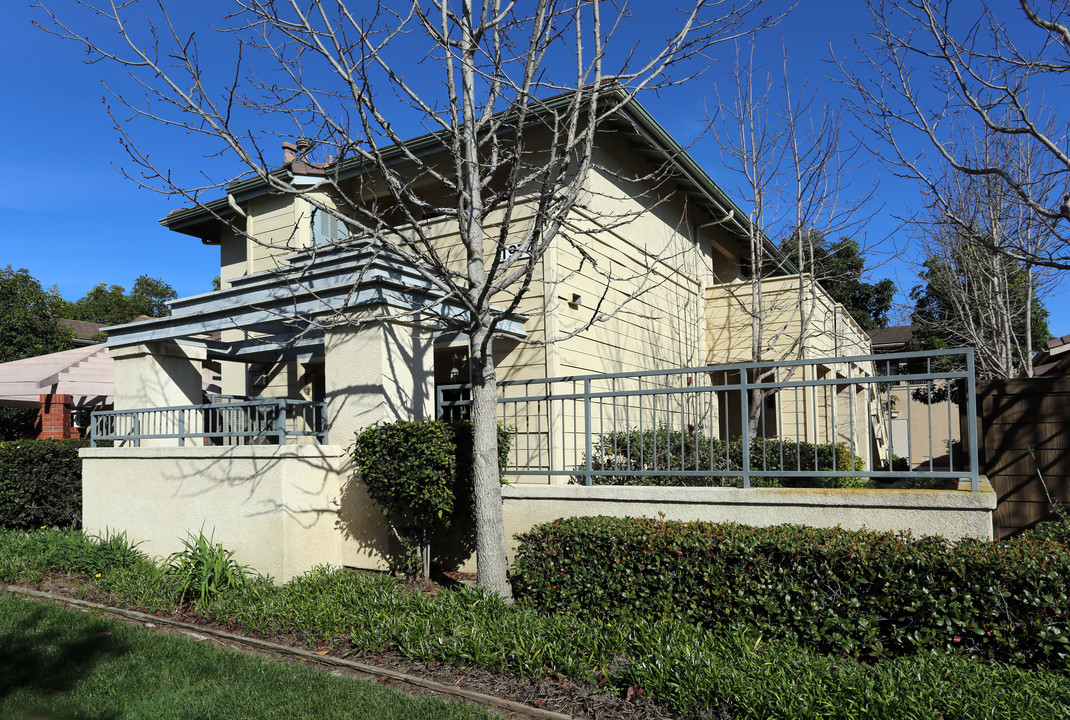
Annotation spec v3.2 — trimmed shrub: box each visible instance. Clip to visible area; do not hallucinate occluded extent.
[511,516,1070,669]
[0,439,88,529]
[573,427,870,488]
[1021,504,1070,546]
[351,420,509,575]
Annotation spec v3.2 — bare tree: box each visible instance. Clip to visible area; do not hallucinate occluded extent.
[910,128,1055,380]
[713,42,873,435]
[37,0,781,597]
[841,0,1070,270]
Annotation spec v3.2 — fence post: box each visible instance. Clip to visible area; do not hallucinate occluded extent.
[965,348,980,492]
[277,400,288,446]
[177,410,185,447]
[584,377,593,486]
[740,369,751,489]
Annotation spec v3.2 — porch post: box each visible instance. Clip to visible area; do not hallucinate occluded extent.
[37,393,74,439]
[109,340,207,446]
[323,317,435,446]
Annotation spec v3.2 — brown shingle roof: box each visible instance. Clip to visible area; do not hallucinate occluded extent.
[869,325,914,350]
[56,318,106,343]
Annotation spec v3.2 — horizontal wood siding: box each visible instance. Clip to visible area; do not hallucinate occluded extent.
[249,194,302,273]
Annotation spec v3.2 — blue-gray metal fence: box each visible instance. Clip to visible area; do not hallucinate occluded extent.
[90,398,327,447]
[437,348,980,490]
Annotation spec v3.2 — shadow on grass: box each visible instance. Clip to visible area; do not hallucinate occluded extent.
[0,599,126,720]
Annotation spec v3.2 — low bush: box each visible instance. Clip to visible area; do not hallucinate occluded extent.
[511,516,1070,669]
[0,439,88,529]
[351,420,510,577]
[1020,504,1070,546]
[574,427,870,488]
[3,530,1069,718]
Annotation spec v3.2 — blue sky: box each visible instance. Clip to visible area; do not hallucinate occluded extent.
[4,1,1067,338]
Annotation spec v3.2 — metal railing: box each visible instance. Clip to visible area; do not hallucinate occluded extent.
[437,348,980,490]
[90,398,327,447]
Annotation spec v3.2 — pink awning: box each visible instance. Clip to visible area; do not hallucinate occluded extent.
[0,345,113,409]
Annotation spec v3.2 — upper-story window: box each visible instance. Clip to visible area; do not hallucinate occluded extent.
[310,206,348,245]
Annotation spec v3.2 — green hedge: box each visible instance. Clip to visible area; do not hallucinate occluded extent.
[0,439,88,529]
[5,531,1069,718]
[575,427,870,488]
[351,420,509,574]
[511,516,1070,669]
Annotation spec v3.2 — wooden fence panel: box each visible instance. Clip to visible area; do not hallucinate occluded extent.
[977,378,1070,538]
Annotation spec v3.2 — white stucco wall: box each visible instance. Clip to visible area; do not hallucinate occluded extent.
[110,341,206,411]
[80,445,397,582]
[82,440,996,583]
[324,320,435,446]
[501,479,997,560]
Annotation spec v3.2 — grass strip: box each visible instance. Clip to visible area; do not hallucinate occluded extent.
[203,565,1070,719]
[0,592,502,720]
[4,528,1070,719]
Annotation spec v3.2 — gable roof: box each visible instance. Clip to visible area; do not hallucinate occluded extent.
[869,325,915,350]
[160,86,772,256]
[1033,332,1070,377]
[57,318,106,345]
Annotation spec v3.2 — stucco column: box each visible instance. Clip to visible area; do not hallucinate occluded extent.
[109,340,208,446]
[324,319,435,446]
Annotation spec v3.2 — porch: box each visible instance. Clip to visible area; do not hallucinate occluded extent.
[81,346,996,582]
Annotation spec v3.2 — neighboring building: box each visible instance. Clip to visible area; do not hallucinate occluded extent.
[57,318,107,347]
[869,325,963,471]
[0,319,108,439]
[1032,333,1070,377]
[0,344,112,439]
[81,90,894,580]
[0,324,221,440]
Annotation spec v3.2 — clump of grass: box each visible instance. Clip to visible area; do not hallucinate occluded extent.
[0,527,148,582]
[159,530,260,609]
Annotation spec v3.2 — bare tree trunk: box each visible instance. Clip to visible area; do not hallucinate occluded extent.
[469,323,511,597]
[1025,265,1035,377]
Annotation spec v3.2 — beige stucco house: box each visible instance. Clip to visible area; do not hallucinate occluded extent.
[80,92,991,581]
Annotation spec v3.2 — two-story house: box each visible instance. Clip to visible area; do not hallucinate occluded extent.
[79,89,899,580]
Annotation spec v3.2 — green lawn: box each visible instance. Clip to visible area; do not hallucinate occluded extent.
[0,593,502,720]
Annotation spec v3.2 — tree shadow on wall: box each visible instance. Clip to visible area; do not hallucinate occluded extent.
[335,471,478,575]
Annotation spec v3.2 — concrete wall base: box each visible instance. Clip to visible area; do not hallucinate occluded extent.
[82,444,997,581]
[80,445,397,583]
[501,478,996,560]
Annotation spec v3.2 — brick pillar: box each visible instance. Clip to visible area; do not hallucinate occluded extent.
[38,394,74,440]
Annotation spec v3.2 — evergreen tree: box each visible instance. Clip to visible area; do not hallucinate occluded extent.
[61,275,177,326]
[778,234,895,332]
